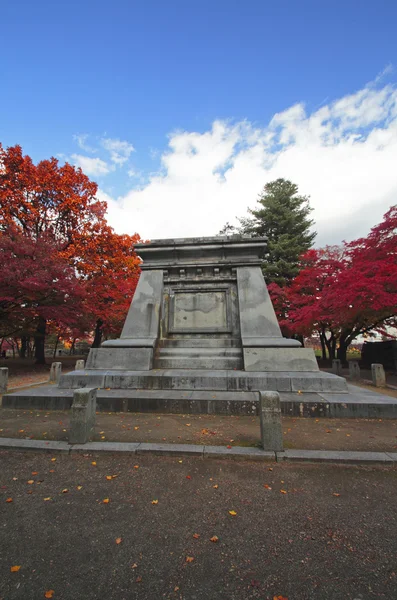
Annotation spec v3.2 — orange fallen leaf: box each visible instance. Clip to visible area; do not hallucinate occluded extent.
[210,536,219,543]
[229,510,237,516]
[185,423,191,427]
[49,469,55,473]
[185,556,194,563]
[326,430,332,434]
[280,490,287,494]
[273,596,288,600]
[264,484,272,490]
[152,499,158,505]
[44,591,55,598]
[268,467,273,471]
[27,480,34,484]
[44,497,52,501]
[131,563,138,569]
[193,533,200,539]
[51,458,56,462]
[18,429,24,433]
[32,471,38,475]
[332,493,341,497]
[91,461,97,466]
[101,436,105,440]
[10,565,21,572]
[227,445,232,449]
[134,426,139,430]
[115,537,122,544]
[61,489,68,494]
[213,484,219,489]
[99,431,105,434]
[134,465,139,469]
[186,475,191,480]
[106,476,113,480]
[6,497,13,503]
[103,498,110,504]
[76,486,82,490]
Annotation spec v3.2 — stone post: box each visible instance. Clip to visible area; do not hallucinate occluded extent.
[371,363,386,388]
[0,367,8,394]
[69,388,97,444]
[259,391,283,452]
[332,359,342,376]
[349,360,360,380]
[75,359,85,370]
[49,362,62,383]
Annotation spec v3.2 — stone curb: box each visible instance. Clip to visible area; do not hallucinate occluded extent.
[0,437,396,464]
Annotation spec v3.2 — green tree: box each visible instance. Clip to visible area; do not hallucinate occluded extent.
[221,178,316,286]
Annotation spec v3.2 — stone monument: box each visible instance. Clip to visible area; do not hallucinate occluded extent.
[57,236,348,405]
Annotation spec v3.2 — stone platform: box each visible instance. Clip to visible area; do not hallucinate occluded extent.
[4,383,397,419]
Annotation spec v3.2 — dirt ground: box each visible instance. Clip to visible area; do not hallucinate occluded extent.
[1,452,397,600]
[1,408,397,452]
[0,356,82,389]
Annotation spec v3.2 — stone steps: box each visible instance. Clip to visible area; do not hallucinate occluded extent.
[56,369,349,394]
[154,357,243,370]
[4,385,397,418]
[158,338,242,348]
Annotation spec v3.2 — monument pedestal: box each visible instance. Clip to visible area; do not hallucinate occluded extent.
[61,236,348,398]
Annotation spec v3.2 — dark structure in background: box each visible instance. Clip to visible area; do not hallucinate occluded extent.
[361,341,397,372]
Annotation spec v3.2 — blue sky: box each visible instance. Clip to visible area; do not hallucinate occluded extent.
[2,0,397,243]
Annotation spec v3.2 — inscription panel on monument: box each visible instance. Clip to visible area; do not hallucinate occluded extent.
[169,289,231,333]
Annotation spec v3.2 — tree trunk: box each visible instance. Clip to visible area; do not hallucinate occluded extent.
[337,337,349,366]
[319,330,327,361]
[53,333,60,358]
[92,319,104,348]
[20,336,28,358]
[69,338,76,355]
[34,317,47,364]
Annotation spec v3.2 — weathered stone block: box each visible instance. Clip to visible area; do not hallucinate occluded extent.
[372,363,386,387]
[259,391,283,452]
[50,362,62,383]
[75,359,85,370]
[349,360,360,380]
[69,388,97,444]
[86,348,153,370]
[0,367,8,394]
[244,348,319,372]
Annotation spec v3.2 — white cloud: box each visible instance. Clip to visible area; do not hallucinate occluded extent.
[103,78,397,246]
[101,137,135,165]
[73,134,97,153]
[71,154,113,176]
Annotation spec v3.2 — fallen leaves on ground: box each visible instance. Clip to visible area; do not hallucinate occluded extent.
[134,465,139,469]
[61,489,68,494]
[280,490,287,494]
[185,556,194,563]
[333,493,341,497]
[32,471,38,475]
[152,499,158,505]
[44,497,51,501]
[210,536,219,543]
[6,497,13,503]
[229,510,237,516]
[135,576,142,583]
[91,461,97,466]
[193,533,200,539]
[213,484,219,489]
[115,537,122,544]
[131,563,138,569]
[44,591,55,598]
[273,596,288,600]
[185,423,191,427]
[51,458,56,462]
[27,480,34,485]
[264,484,272,490]
[103,498,110,504]
[186,475,191,480]
[10,565,21,572]
[76,486,83,490]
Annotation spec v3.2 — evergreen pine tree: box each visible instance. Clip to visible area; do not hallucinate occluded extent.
[223,179,316,286]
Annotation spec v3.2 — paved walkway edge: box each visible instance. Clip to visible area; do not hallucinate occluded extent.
[0,437,396,464]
